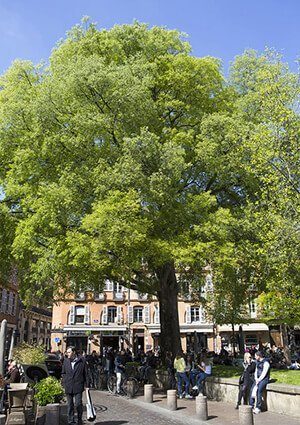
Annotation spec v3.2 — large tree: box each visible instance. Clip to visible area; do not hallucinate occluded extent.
[0,21,236,356]
[0,22,298,356]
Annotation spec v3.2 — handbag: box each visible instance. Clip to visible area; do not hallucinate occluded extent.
[86,388,96,422]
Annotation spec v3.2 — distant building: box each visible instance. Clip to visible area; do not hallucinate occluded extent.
[18,305,52,350]
[0,270,19,357]
[51,274,273,354]
[0,267,52,354]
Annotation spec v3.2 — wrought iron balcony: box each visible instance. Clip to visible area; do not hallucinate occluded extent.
[113,292,125,301]
[94,292,106,301]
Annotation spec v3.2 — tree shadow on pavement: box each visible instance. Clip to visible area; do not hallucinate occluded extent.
[95,422,129,425]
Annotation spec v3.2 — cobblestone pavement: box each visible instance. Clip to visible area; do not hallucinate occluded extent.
[86,390,187,425]
[87,390,300,425]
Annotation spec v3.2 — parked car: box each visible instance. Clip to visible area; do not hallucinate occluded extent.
[45,355,62,379]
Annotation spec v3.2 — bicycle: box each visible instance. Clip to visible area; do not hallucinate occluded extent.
[107,373,139,397]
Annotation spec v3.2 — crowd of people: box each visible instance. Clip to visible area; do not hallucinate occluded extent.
[1,342,299,421]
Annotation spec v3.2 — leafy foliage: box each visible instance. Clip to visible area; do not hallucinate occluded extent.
[0,20,299,346]
[13,343,46,365]
[34,376,64,406]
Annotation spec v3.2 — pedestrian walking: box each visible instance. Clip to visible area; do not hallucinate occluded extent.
[114,350,126,394]
[62,346,88,425]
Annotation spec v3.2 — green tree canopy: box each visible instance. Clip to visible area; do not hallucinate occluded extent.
[0,21,299,354]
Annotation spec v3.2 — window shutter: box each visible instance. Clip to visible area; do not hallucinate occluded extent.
[127,306,133,324]
[8,292,13,314]
[13,294,17,315]
[69,305,75,325]
[117,306,123,324]
[186,305,191,324]
[102,306,108,324]
[84,305,90,325]
[105,280,114,292]
[200,306,205,323]
[1,289,7,313]
[154,305,160,324]
[143,305,150,324]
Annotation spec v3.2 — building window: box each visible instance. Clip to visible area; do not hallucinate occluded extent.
[104,280,114,292]
[133,307,143,323]
[191,307,201,323]
[75,306,85,324]
[107,307,117,323]
[245,335,258,347]
[249,300,256,313]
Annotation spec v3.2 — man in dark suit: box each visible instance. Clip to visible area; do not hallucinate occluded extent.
[62,346,88,425]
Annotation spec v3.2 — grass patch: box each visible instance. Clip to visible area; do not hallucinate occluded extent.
[212,365,300,386]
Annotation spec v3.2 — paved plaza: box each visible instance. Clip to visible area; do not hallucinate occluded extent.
[81,390,300,425]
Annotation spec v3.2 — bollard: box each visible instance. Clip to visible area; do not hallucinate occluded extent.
[0,414,5,425]
[239,405,254,425]
[45,403,60,425]
[0,320,7,376]
[144,384,153,403]
[195,394,208,421]
[167,389,177,411]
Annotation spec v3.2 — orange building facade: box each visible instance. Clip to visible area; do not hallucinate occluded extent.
[51,277,271,355]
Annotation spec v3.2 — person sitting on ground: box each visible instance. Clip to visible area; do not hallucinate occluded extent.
[173,352,193,399]
[193,356,212,395]
[235,352,256,409]
[249,351,270,415]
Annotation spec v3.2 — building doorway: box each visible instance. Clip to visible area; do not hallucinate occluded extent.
[133,329,144,354]
[66,336,87,354]
[102,336,120,351]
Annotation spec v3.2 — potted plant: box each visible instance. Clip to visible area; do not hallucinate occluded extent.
[13,343,46,366]
[34,377,64,425]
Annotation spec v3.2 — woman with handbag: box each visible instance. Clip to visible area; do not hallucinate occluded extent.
[235,352,256,409]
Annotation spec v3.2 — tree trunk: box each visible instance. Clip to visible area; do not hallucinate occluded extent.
[231,323,236,357]
[156,262,182,360]
[238,325,245,355]
[280,323,291,366]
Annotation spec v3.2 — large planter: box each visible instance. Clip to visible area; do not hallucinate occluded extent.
[35,405,46,425]
[36,403,64,425]
[20,363,48,384]
[147,370,170,391]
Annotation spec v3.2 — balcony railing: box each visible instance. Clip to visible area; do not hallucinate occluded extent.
[94,292,106,301]
[75,292,86,301]
[113,292,125,301]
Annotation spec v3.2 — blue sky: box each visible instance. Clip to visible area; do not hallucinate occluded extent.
[0,0,299,75]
